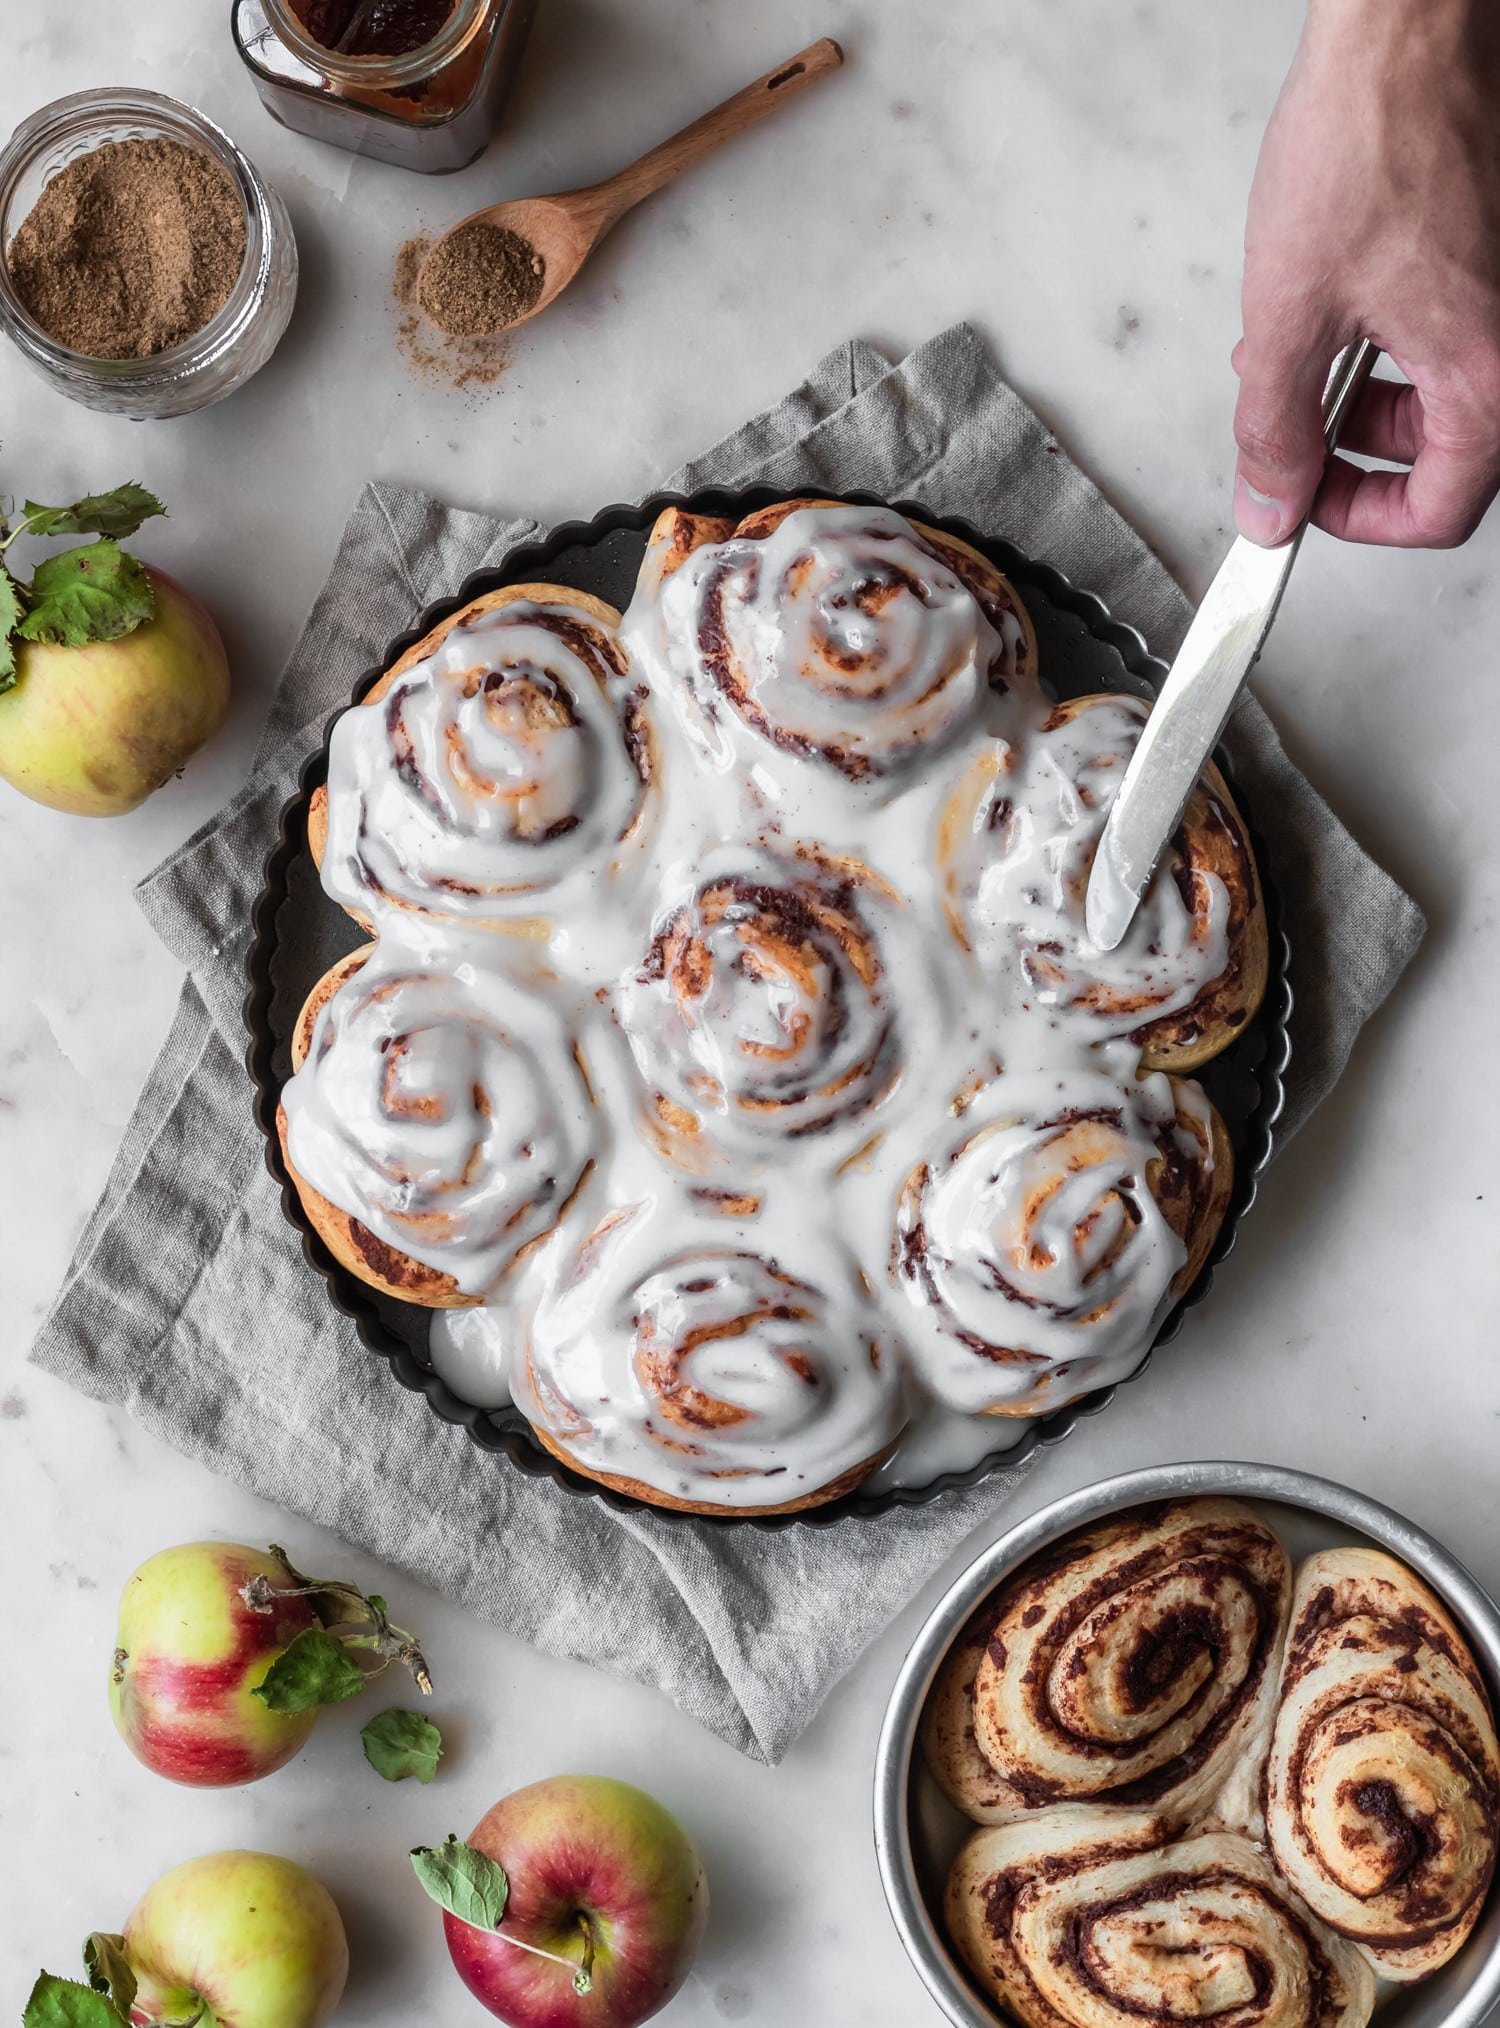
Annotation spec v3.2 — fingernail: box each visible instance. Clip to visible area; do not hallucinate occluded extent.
[1234,476,1291,546]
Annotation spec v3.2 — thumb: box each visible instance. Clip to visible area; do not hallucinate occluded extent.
[1231,325,1336,545]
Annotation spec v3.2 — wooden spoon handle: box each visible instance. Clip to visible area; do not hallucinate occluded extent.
[584,38,845,228]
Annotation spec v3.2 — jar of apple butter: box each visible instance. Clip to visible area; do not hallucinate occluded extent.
[231,0,537,174]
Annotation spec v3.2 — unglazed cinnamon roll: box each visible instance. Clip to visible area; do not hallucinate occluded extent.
[939,695,1268,1072]
[512,1201,906,1513]
[309,583,653,934]
[1264,1547,1500,1980]
[894,1066,1233,1416]
[622,497,1035,785]
[277,947,594,1307]
[926,1499,1290,1826]
[619,847,903,1165]
[948,1812,1376,2028]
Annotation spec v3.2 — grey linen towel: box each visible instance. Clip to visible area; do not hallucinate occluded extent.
[31,325,1425,1763]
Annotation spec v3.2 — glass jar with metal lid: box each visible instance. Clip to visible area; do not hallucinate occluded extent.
[232,0,537,174]
[0,88,298,420]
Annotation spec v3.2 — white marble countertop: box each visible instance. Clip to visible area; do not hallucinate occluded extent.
[4,2,1498,2021]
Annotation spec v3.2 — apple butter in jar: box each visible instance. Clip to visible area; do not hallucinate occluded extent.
[231,0,537,173]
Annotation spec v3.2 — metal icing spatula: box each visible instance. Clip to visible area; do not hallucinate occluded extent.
[1084,338,1380,952]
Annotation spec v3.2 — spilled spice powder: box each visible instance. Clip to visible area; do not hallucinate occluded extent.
[5,137,246,360]
[417,221,544,336]
[394,231,512,394]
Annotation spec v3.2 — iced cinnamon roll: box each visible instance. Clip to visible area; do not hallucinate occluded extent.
[309,584,653,934]
[947,1812,1375,2028]
[277,947,594,1307]
[513,1202,906,1513]
[620,848,902,1165]
[1264,1547,1500,1980]
[929,1500,1291,1826]
[623,498,1035,786]
[940,695,1267,1072]
[894,1067,1232,1416]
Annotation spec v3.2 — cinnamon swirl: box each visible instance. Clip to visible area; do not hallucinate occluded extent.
[939,694,1268,1072]
[1264,1547,1500,1980]
[309,583,652,936]
[927,1499,1290,1826]
[619,847,903,1165]
[512,1201,906,1513]
[894,1068,1233,1416]
[948,1812,1376,2028]
[277,947,594,1307]
[623,498,1036,787]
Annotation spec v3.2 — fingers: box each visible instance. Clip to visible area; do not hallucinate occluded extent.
[1232,320,1340,546]
[1312,440,1499,547]
[1335,378,1426,465]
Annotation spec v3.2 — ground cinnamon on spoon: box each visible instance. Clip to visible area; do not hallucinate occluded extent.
[418,222,544,336]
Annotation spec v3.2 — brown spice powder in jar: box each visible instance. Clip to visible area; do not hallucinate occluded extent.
[417,221,544,336]
[5,137,247,360]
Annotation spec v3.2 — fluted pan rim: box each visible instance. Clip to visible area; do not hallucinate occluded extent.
[873,1460,1500,2028]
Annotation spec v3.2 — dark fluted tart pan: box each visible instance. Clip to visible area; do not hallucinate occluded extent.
[244,489,1291,1529]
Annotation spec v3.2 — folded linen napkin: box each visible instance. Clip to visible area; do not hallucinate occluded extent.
[31,324,1425,1763]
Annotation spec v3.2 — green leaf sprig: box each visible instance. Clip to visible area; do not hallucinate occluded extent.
[410,1837,595,1995]
[0,483,166,693]
[26,1942,204,2028]
[244,1544,434,1718]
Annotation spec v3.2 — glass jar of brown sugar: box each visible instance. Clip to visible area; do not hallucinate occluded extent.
[232,0,538,173]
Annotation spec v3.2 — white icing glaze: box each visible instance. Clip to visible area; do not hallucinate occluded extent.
[622,503,1026,793]
[428,1305,513,1409]
[894,1061,1216,1415]
[619,844,904,1159]
[512,1196,906,1510]
[941,693,1230,1037]
[285,506,1246,1505]
[321,596,649,930]
[281,950,595,1296]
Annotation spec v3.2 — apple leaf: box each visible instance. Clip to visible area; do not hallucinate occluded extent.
[15,541,154,649]
[411,1836,509,1931]
[362,1708,443,1783]
[22,1973,128,2028]
[0,559,21,693]
[21,484,166,541]
[253,1627,367,1714]
[82,1936,135,2016]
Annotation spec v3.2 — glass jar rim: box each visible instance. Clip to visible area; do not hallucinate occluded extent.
[260,0,491,90]
[0,87,274,386]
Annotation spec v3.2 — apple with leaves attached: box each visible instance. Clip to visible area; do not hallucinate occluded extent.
[0,483,229,816]
[414,1776,708,2027]
[22,1850,347,2028]
[111,1539,433,1787]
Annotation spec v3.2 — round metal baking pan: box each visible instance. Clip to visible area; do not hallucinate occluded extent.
[244,489,1292,1529]
[873,1460,1500,2028]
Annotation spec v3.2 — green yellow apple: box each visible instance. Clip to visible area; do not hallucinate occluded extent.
[124,1850,348,2028]
[0,565,228,814]
[110,1542,320,1787]
[445,1775,708,2026]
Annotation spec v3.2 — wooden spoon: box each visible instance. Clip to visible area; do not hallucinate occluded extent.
[416,36,845,337]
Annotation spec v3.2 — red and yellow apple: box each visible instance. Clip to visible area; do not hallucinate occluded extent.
[445,1776,708,2027]
[125,1850,347,2028]
[110,1542,319,1787]
[0,565,229,815]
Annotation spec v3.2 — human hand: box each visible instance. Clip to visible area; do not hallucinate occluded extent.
[1233,0,1500,548]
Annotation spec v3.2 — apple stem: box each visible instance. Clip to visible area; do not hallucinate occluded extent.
[483,1925,594,1995]
[241,1549,434,1696]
